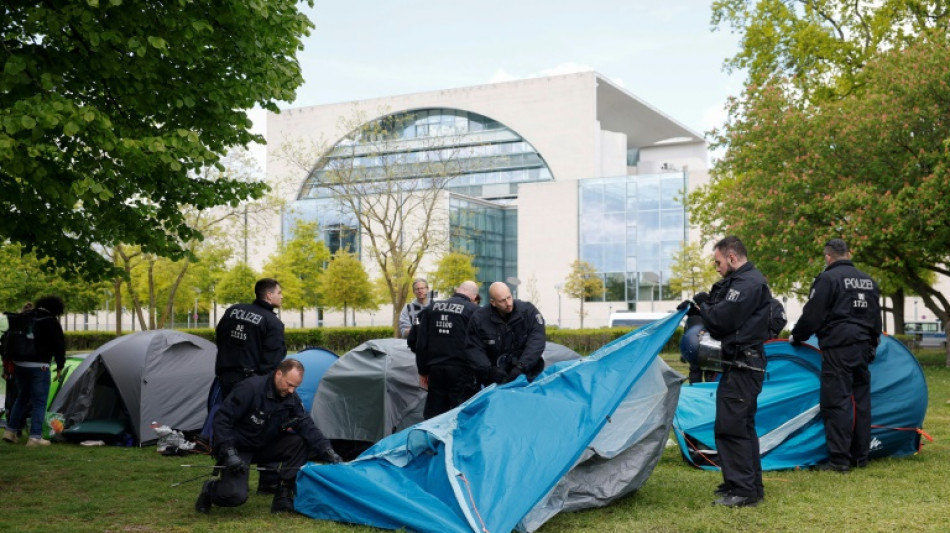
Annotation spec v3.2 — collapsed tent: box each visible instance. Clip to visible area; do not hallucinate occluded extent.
[291,347,338,412]
[673,335,929,471]
[49,330,216,444]
[296,311,685,533]
[311,339,586,451]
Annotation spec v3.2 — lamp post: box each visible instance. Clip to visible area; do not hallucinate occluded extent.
[642,272,660,312]
[554,283,564,328]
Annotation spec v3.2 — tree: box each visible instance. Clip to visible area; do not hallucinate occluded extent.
[563,260,605,329]
[429,251,479,296]
[712,0,948,103]
[263,220,330,327]
[279,108,479,336]
[668,242,719,297]
[0,1,314,278]
[693,32,950,363]
[216,262,259,306]
[319,251,376,327]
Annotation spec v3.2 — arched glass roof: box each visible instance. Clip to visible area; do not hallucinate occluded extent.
[297,108,553,201]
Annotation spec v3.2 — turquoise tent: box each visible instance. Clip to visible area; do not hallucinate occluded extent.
[673,335,929,471]
[295,311,684,532]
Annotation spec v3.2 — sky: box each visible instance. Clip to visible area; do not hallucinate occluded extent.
[267,0,747,139]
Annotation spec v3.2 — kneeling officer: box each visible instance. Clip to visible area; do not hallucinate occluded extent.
[195,358,342,514]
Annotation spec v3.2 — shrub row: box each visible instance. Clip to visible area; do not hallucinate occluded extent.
[65,327,909,359]
[64,326,398,356]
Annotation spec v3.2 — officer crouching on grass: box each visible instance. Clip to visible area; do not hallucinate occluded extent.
[195,358,343,515]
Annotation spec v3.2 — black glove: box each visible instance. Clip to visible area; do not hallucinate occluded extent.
[676,300,693,311]
[506,365,525,382]
[221,447,248,475]
[311,446,343,464]
[692,292,710,307]
[868,342,877,363]
[489,367,508,384]
[788,335,802,346]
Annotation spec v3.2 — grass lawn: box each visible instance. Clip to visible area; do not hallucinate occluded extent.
[0,349,947,533]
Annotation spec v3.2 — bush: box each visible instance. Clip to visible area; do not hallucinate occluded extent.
[64,326,398,356]
[546,326,683,356]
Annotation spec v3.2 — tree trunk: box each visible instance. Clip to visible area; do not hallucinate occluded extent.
[890,288,905,335]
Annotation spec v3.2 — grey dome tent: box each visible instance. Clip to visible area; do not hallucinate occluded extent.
[49,330,216,445]
[310,338,584,457]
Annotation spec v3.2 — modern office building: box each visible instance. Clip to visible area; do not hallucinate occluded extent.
[267,71,710,328]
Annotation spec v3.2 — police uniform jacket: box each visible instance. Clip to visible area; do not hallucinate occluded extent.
[215,299,286,376]
[699,262,773,358]
[415,293,478,374]
[465,300,546,381]
[212,371,332,456]
[791,259,882,349]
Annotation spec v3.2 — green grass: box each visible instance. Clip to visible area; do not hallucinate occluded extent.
[1,349,947,532]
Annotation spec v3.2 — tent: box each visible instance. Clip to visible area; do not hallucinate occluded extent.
[673,335,929,471]
[295,311,685,533]
[49,330,216,445]
[311,339,586,450]
[291,347,338,412]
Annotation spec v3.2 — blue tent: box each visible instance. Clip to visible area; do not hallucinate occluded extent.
[673,335,929,471]
[292,347,338,412]
[295,311,685,532]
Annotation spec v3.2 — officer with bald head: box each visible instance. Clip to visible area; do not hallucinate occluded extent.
[465,281,547,386]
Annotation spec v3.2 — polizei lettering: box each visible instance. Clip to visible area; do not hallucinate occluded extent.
[228,308,264,325]
[844,278,873,290]
[432,302,465,314]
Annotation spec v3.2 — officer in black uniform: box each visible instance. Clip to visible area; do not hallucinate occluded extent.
[215,278,287,399]
[195,358,342,514]
[790,238,881,472]
[681,236,773,507]
[414,281,480,418]
[465,282,546,386]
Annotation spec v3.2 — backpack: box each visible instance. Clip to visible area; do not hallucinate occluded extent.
[768,298,787,339]
[1,310,37,360]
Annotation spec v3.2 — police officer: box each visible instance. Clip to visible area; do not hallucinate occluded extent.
[682,236,773,507]
[415,281,480,419]
[790,238,881,472]
[215,278,287,399]
[195,358,342,514]
[465,282,546,385]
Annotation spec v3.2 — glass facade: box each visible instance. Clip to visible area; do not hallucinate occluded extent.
[291,108,550,268]
[298,108,553,201]
[449,196,518,294]
[578,173,688,309]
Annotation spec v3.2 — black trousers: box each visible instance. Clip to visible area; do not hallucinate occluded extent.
[207,433,307,507]
[423,365,479,419]
[714,357,766,499]
[820,343,872,467]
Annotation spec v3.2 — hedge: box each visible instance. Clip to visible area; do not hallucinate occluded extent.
[64,327,910,359]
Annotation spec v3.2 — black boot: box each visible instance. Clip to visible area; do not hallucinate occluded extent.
[270,483,295,514]
[195,480,213,514]
[257,468,279,494]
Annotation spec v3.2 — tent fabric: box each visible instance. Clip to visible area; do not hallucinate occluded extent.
[49,330,216,444]
[292,347,339,413]
[295,311,685,533]
[673,335,928,471]
[311,339,585,445]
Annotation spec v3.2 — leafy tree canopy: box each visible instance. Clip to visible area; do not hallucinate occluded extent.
[694,31,950,318]
[1,1,314,278]
[712,0,948,102]
[429,251,479,296]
